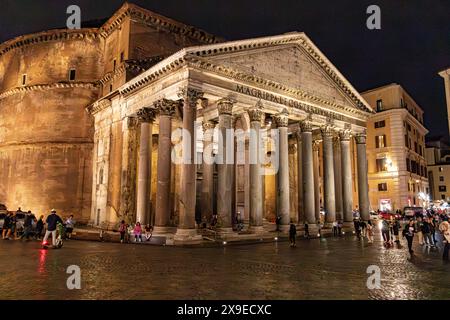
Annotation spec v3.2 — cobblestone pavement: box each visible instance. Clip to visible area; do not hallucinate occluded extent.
[0,231,449,300]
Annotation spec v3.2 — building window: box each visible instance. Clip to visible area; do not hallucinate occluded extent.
[378,183,388,191]
[404,135,409,148]
[406,158,410,172]
[69,69,76,81]
[439,186,447,192]
[376,158,388,172]
[413,184,416,192]
[407,123,411,131]
[110,84,113,92]
[374,120,385,128]
[120,51,125,62]
[21,74,27,86]
[376,99,383,112]
[442,194,446,200]
[375,135,386,148]
[113,59,117,71]
[440,176,444,182]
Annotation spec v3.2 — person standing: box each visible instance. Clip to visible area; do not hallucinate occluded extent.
[416,217,424,245]
[332,221,338,237]
[439,221,450,261]
[133,222,143,242]
[367,220,374,243]
[354,219,361,238]
[289,221,297,247]
[392,218,400,244]
[20,211,36,240]
[35,215,44,240]
[304,223,309,239]
[422,217,434,247]
[431,216,438,245]
[275,215,281,232]
[403,219,416,255]
[337,220,343,236]
[65,215,75,239]
[381,219,391,246]
[10,211,18,240]
[2,212,11,240]
[118,220,127,243]
[43,209,63,247]
[360,219,367,238]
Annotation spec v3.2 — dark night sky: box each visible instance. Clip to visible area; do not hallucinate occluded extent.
[1,0,449,137]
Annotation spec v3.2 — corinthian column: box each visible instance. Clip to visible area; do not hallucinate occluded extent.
[274,109,290,231]
[340,130,353,222]
[175,88,203,240]
[248,103,264,233]
[333,136,343,221]
[136,107,156,225]
[301,121,315,224]
[154,99,178,233]
[356,132,370,221]
[313,141,321,222]
[201,121,215,225]
[296,130,303,223]
[321,125,336,223]
[216,98,234,234]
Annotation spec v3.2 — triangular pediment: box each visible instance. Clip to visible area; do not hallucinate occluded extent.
[186,33,373,113]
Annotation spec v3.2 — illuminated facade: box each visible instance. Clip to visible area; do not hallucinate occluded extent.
[362,84,429,211]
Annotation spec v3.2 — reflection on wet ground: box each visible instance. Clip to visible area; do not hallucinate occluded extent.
[0,231,449,300]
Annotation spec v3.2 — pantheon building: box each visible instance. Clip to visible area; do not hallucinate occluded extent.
[0,3,374,241]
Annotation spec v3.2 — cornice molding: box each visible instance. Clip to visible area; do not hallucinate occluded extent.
[0,29,100,58]
[0,82,99,101]
[98,3,221,44]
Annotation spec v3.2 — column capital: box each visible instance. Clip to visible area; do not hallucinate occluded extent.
[217,98,234,115]
[300,120,313,132]
[273,108,289,127]
[202,121,216,132]
[320,125,334,138]
[154,98,180,116]
[137,107,156,123]
[355,132,367,144]
[313,140,321,151]
[247,105,264,122]
[339,129,352,141]
[288,144,297,154]
[125,116,138,129]
[178,88,204,108]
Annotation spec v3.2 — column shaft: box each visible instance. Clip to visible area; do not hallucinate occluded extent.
[313,142,321,222]
[356,134,370,221]
[301,121,315,224]
[322,127,336,223]
[333,137,343,220]
[296,132,303,223]
[136,108,154,225]
[217,99,234,232]
[154,100,177,231]
[248,106,264,232]
[340,131,353,222]
[201,122,215,225]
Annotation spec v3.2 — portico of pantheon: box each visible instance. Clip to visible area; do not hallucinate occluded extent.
[88,33,374,241]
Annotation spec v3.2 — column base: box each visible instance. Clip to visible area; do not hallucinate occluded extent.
[279,224,290,233]
[153,226,177,234]
[174,228,202,243]
[248,225,265,234]
[217,227,235,235]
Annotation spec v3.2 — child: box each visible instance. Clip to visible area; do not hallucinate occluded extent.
[134,222,142,242]
[119,220,127,243]
[144,224,153,241]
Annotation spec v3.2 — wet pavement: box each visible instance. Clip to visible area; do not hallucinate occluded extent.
[0,231,449,300]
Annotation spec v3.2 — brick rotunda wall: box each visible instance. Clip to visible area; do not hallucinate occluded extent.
[0,29,102,223]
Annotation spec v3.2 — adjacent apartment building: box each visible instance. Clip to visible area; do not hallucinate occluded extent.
[362,84,429,212]
[425,136,450,202]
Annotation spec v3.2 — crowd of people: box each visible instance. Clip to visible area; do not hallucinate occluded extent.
[117,220,154,244]
[352,208,450,261]
[1,208,75,248]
